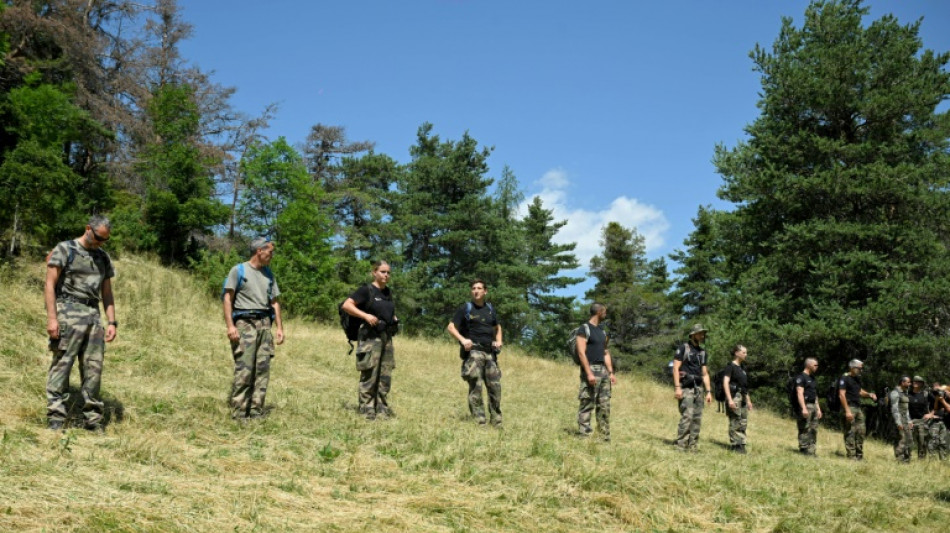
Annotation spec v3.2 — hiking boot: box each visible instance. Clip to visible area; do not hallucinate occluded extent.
[737,444,747,454]
[84,423,104,434]
[47,419,65,431]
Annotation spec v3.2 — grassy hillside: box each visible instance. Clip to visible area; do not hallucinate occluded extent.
[1,257,948,532]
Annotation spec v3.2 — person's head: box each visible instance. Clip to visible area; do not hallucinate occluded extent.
[898,376,911,390]
[912,376,926,391]
[934,381,943,393]
[688,324,707,344]
[84,215,111,248]
[470,279,487,302]
[249,236,275,265]
[848,359,864,376]
[371,260,391,286]
[804,357,818,375]
[732,344,747,362]
[589,302,606,320]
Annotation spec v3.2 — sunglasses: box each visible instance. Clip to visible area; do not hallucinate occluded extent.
[90,229,110,242]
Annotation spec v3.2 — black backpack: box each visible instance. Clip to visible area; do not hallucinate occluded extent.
[339,284,371,354]
[713,365,729,403]
[787,375,799,411]
[566,323,591,365]
[826,381,842,413]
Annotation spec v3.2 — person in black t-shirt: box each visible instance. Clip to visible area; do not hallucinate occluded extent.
[723,345,754,453]
[341,260,398,420]
[447,279,504,426]
[575,303,616,441]
[837,359,877,460]
[793,358,823,456]
[672,324,712,452]
[907,377,934,460]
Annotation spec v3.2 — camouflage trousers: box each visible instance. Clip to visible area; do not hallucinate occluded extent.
[355,332,394,419]
[229,317,274,419]
[675,385,705,450]
[928,420,948,460]
[911,418,929,459]
[894,422,913,462]
[578,364,611,440]
[460,349,501,425]
[46,302,105,427]
[727,392,748,446]
[843,407,866,459]
[796,403,820,455]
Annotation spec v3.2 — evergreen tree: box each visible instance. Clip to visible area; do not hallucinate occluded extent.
[669,205,726,320]
[238,137,338,318]
[704,0,950,388]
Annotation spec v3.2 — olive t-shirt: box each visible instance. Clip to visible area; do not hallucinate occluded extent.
[225,262,280,310]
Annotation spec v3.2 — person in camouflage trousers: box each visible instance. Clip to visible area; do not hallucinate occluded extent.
[837,359,877,461]
[222,237,284,420]
[341,260,398,420]
[447,280,504,426]
[888,376,913,463]
[44,215,117,432]
[672,324,712,452]
[930,382,949,460]
[575,303,616,441]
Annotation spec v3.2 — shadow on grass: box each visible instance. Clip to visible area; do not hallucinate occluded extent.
[58,386,125,429]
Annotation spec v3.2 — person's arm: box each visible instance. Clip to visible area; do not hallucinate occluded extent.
[45,265,61,339]
[840,386,852,421]
[724,373,734,408]
[271,299,284,345]
[701,365,713,404]
[342,297,378,327]
[796,385,808,418]
[447,321,473,351]
[576,333,595,386]
[223,290,239,342]
[672,358,683,400]
[493,324,503,349]
[101,278,116,342]
[605,349,616,385]
[861,388,877,401]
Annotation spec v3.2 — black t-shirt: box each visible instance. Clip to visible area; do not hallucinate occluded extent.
[675,342,707,386]
[934,389,949,417]
[908,390,932,420]
[726,362,748,393]
[349,284,395,325]
[838,375,863,407]
[794,372,817,405]
[579,322,608,365]
[451,302,498,346]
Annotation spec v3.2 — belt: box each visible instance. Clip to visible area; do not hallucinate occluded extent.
[233,310,271,320]
[58,294,99,308]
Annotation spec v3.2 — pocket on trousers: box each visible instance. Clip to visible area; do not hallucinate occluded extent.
[355,346,375,371]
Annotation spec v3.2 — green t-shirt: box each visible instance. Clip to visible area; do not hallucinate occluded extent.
[224,262,280,310]
[47,240,114,301]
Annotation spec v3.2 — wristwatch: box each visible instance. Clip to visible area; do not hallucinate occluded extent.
[108,320,118,327]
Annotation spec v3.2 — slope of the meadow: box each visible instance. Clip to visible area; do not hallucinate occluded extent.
[1,257,947,532]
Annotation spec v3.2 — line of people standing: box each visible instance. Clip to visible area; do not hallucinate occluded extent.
[39,223,950,463]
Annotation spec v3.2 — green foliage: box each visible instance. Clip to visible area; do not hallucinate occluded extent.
[587,222,679,370]
[239,137,339,319]
[684,0,950,394]
[0,78,112,253]
[138,83,228,264]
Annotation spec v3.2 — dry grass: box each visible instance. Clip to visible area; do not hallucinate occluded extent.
[1,256,948,532]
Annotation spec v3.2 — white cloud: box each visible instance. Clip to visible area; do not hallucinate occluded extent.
[520,168,670,271]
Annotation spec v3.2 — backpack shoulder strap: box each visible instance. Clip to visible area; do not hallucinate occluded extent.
[54,240,78,296]
[262,265,274,300]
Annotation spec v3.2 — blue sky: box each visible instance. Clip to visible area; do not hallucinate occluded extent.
[178,0,950,294]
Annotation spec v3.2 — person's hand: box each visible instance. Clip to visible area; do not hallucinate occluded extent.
[227,325,240,342]
[47,318,60,339]
[461,338,473,351]
[704,391,713,405]
[275,328,284,345]
[869,393,877,401]
[364,314,379,327]
[816,409,823,420]
[801,408,809,418]
[674,387,683,400]
[105,324,116,342]
[492,340,503,350]
[609,373,617,385]
[729,400,737,410]
[845,411,854,422]
[586,373,597,386]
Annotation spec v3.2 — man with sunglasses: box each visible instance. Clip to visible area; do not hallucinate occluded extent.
[44,215,117,432]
